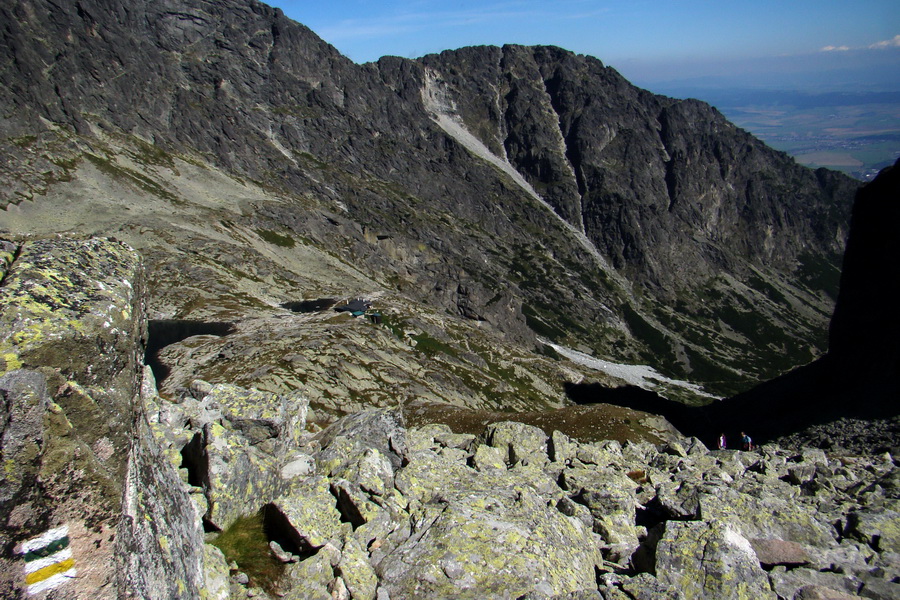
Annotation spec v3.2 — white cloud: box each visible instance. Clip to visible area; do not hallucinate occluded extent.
[869,34,900,49]
[820,45,850,52]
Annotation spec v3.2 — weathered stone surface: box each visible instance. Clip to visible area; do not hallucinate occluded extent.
[618,573,685,600]
[845,507,900,553]
[0,370,49,510]
[654,520,776,600]
[117,415,207,600]
[203,382,310,450]
[654,480,701,520]
[339,537,378,600]
[484,420,549,466]
[471,443,507,472]
[549,430,577,463]
[271,476,343,550]
[768,567,863,600]
[317,409,407,473]
[197,418,285,530]
[697,481,834,546]
[284,550,335,600]
[376,485,601,599]
[0,238,219,600]
[793,585,864,600]
[749,538,811,568]
[562,467,640,554]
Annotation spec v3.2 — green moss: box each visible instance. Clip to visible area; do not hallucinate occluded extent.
[255,229,296,248]
[209,510,285,595]
[522,304,566,341]
[746,273,787,304]
[11,135,37,148]
[412,332,459,357]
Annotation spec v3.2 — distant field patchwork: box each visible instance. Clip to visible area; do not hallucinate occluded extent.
[721,102,900,180]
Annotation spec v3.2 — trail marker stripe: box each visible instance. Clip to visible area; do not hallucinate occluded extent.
[24,549,73,574]
[23,536,69,562]
[20,525,69,553]
[26,570,78,596]
[24,557,76,585]
[18,525,77,595]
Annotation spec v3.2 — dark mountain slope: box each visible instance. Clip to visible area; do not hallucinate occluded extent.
[383,45,859,391]
[0,0,859,401]
[411,45,855,291]
[570,160,899,450]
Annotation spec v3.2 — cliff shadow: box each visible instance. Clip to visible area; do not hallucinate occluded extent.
[565,354,897,449]
[146,319,236,385]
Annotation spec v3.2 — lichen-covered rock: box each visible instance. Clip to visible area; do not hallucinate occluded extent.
[618,573,685,600]
[116,416,207,600]
[332,447,395,497]
[316,408,407,473]
[0,238,210,600]
[201,382,309,451]
[284,549,337,600]
[654,480,701,520]
[271,476,343,550]
[654,520,776,600]
[0,370,49,511]
[376,485,601,599]
[338,537,378,600]
[845,506,900,554]
[697,480,835,546]
[191,418,285,530]
[561,467,640,556]
[549,430,577,463]
[200,544,231,600]
[484,420,549,466]
[471,443,507,472]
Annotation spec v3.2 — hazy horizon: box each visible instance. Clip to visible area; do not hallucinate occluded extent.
[270,0,900,94]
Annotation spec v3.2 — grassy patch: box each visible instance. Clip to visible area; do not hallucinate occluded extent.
[412,332,459,357]
[209,510,284,595]
[522,304,567,341]
[84,152,180,203]
[256,229,296,248]
[10,135,37,148]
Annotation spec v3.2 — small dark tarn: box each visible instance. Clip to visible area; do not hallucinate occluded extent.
[146,319,236,385]
[280,298,338,313]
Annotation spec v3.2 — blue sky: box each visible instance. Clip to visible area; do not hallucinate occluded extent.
[268,0,899,91]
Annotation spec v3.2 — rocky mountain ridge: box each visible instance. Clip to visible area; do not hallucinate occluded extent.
[0,0,860,403]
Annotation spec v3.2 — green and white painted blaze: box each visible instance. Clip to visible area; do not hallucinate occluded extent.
[19,525,77,595]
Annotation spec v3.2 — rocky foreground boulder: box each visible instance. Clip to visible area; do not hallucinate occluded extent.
[1,239,898,599]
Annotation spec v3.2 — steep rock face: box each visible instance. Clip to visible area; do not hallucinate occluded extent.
[828,159,900,394]
[412,44,855,291]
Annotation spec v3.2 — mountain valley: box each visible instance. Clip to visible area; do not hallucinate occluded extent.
[0,1,898,598]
